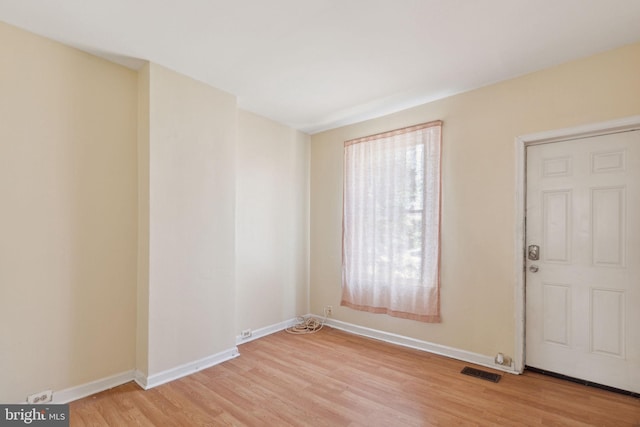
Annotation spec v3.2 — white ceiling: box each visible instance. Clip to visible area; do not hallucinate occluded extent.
[2,0,640,134]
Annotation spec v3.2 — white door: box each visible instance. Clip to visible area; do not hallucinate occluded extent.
[525,130,640,393]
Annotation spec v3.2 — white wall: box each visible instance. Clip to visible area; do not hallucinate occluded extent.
[142,63,238,376]
[0,22,138,403]
[236,110,310,334]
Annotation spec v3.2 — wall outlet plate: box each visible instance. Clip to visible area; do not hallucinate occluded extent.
[27,390,53,404]
[494,353,512,367]
[324,305,333,316]
[240,329,252,339]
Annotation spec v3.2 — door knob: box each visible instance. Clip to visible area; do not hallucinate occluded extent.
[529,265,539,273]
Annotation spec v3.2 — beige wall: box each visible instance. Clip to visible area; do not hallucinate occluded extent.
[6,15,638,403]
[0,22,311,401]
[0,22,310,401]
[144,63,238,375]
[236,111,310,333]
[136,63,151,377]
[0,22,138,402]
[310,43,640,359]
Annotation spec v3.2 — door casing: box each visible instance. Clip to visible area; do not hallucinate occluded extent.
[513,115,640,373]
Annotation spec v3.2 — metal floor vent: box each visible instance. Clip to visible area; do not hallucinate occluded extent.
[461,366,501,383]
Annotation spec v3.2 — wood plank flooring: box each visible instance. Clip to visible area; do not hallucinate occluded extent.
[70,327,640,426]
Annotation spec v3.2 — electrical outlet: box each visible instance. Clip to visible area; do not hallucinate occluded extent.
[241,329,252,339]
[494,352,512,367]
[27,390,53,404]
[323,305,333,317]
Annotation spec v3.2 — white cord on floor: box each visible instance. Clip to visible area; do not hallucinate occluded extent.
[285,315,327,334]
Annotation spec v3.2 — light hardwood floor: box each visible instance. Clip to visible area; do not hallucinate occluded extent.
[70,327,640,426]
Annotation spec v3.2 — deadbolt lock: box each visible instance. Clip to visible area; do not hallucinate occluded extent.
[528,244,540,261]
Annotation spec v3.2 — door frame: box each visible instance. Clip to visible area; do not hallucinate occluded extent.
[513,115,640,373]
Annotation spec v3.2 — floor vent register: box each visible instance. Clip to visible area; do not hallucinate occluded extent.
[460,366,501,383]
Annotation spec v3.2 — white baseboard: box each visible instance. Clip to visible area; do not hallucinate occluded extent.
[48,317,514,404]
[49,346,240,403]
[324,318,519,374]
[235,317,298,345]
[52,370,135,404]
[136,347,240,390]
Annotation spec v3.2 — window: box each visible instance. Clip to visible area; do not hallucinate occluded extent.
[341,121,442,322]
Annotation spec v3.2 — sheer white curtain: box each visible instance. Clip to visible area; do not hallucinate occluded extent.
[341,121,442,323]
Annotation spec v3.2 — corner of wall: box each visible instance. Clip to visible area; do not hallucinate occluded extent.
[136,62,151,377]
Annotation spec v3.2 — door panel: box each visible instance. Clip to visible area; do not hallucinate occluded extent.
[542,283,570,346]
[591,186,625,266]
[542,190,571,263]
[590,288,625,357]
[525,130,640,393]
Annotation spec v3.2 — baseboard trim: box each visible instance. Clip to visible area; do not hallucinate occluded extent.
[49,318,513,403]
[134,370,149,390]
[137,347,240,390]
[52,370,135,404]
[324,318,519,374]
[235,318,298,345]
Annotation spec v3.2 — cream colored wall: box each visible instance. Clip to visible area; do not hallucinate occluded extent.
[310,43,640,359]
[136,63,150,377]
[236,110,310,333]
[0,22,138,403]
[145,63,238,375]
[1,21,309,400]
[6,13,637,402]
